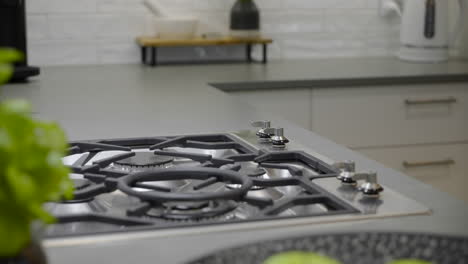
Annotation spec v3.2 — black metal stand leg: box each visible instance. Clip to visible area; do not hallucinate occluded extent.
[262,44,267,64]
[141,47,147,65]
[246,44,252,63]
[150,47,158,67]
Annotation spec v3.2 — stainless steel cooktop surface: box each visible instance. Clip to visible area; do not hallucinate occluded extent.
[45,122,430,239]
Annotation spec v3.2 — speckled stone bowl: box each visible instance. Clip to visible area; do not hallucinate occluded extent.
[188,232,468,264]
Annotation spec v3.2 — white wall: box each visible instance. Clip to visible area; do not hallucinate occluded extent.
[25,0,459,66]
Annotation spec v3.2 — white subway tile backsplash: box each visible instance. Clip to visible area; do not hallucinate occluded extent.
[26,15,49,40]
[96,14,147,38]
[26,0,406,66]
[97,40,140,64]
[27,0,96,14]
[366,0,380,8]
[178,11,230,36]
[281,32,367,57]
[262,11,323,34]
[286,0,367,9]
[48,15,100,39]
[324,9,392,33]
[97,0,147,13]
[48,14,146,40]
[28,40,98,65]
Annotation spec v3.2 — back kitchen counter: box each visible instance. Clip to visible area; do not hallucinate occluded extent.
[3,58,468,264]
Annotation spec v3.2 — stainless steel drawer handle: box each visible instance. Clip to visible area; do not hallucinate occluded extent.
[404,97,457,105]
[403,159,455,168]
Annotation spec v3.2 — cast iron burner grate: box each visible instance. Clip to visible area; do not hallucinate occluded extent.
[48,134,362,237]
[113,152,174,169]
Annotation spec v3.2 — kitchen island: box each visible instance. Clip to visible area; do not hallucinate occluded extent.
[3,58,468,264]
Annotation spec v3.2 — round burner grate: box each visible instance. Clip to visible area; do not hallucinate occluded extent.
[118,167,253,202]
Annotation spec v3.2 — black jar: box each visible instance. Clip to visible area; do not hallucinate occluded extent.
[230,0,260,38]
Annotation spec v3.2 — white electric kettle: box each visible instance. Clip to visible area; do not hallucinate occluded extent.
[384,0,467,62]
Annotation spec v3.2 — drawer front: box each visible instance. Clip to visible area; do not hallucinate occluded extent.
[230,89,312,130]
[311,83,468,148]
[357,144,468,202]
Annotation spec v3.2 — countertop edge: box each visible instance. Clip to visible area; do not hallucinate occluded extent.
[212,74,468,91]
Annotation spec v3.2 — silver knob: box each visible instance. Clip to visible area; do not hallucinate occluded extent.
[271,128,289,149]
[333,162,384,197]
[357,171,384,197]
[251,121,275,141]
[334,161,356,184]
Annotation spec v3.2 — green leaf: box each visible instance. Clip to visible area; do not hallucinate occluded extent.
[0,48,23,86]
[1,99,32,114]
[0,48,70,257]
[0,64,13,84]
[0,205,30,257]
[0,48,23,63]
[0,100,73,256]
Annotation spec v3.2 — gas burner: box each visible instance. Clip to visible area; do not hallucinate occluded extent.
[223,163,267,190]
[240,165,267,177]
[118,167,253,202]
[146,200,238,221]
[224,163,267,177]
[112,152,174,171]
[167,201,211,210]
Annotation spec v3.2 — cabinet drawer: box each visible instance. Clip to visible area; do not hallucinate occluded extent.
[311,83,468,148]
[357,144,468,202]
[230,89,312,130]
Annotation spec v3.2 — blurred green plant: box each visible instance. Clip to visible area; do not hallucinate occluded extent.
[0,48,74,257]
[0,48,23,84]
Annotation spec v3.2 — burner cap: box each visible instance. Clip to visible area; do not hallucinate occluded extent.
[147,200,238,221]
[241,166,266,177]
[114,152,174,167]
[224,163,267,178]
[166,201,210,211]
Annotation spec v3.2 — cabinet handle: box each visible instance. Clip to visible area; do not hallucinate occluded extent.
[403,159,455,168]
[404,97,457,105]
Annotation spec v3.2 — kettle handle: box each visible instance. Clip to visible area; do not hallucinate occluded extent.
[451,0,467,46]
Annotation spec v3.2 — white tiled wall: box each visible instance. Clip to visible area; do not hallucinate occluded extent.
[24,0,456,66]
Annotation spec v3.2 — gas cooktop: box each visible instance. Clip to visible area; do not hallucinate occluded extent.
[45,121,430,238]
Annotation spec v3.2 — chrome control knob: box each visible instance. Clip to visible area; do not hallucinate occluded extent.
[251,121,275,141]
[357,171,384,197]
[334,162,384,197]
[271,128,289,149]
[334,160,357,184]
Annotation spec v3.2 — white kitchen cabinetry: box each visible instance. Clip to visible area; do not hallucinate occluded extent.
[229,89,312,130]
[357,144,468,202]
[227,82,468,202]
[311,83,468,148]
